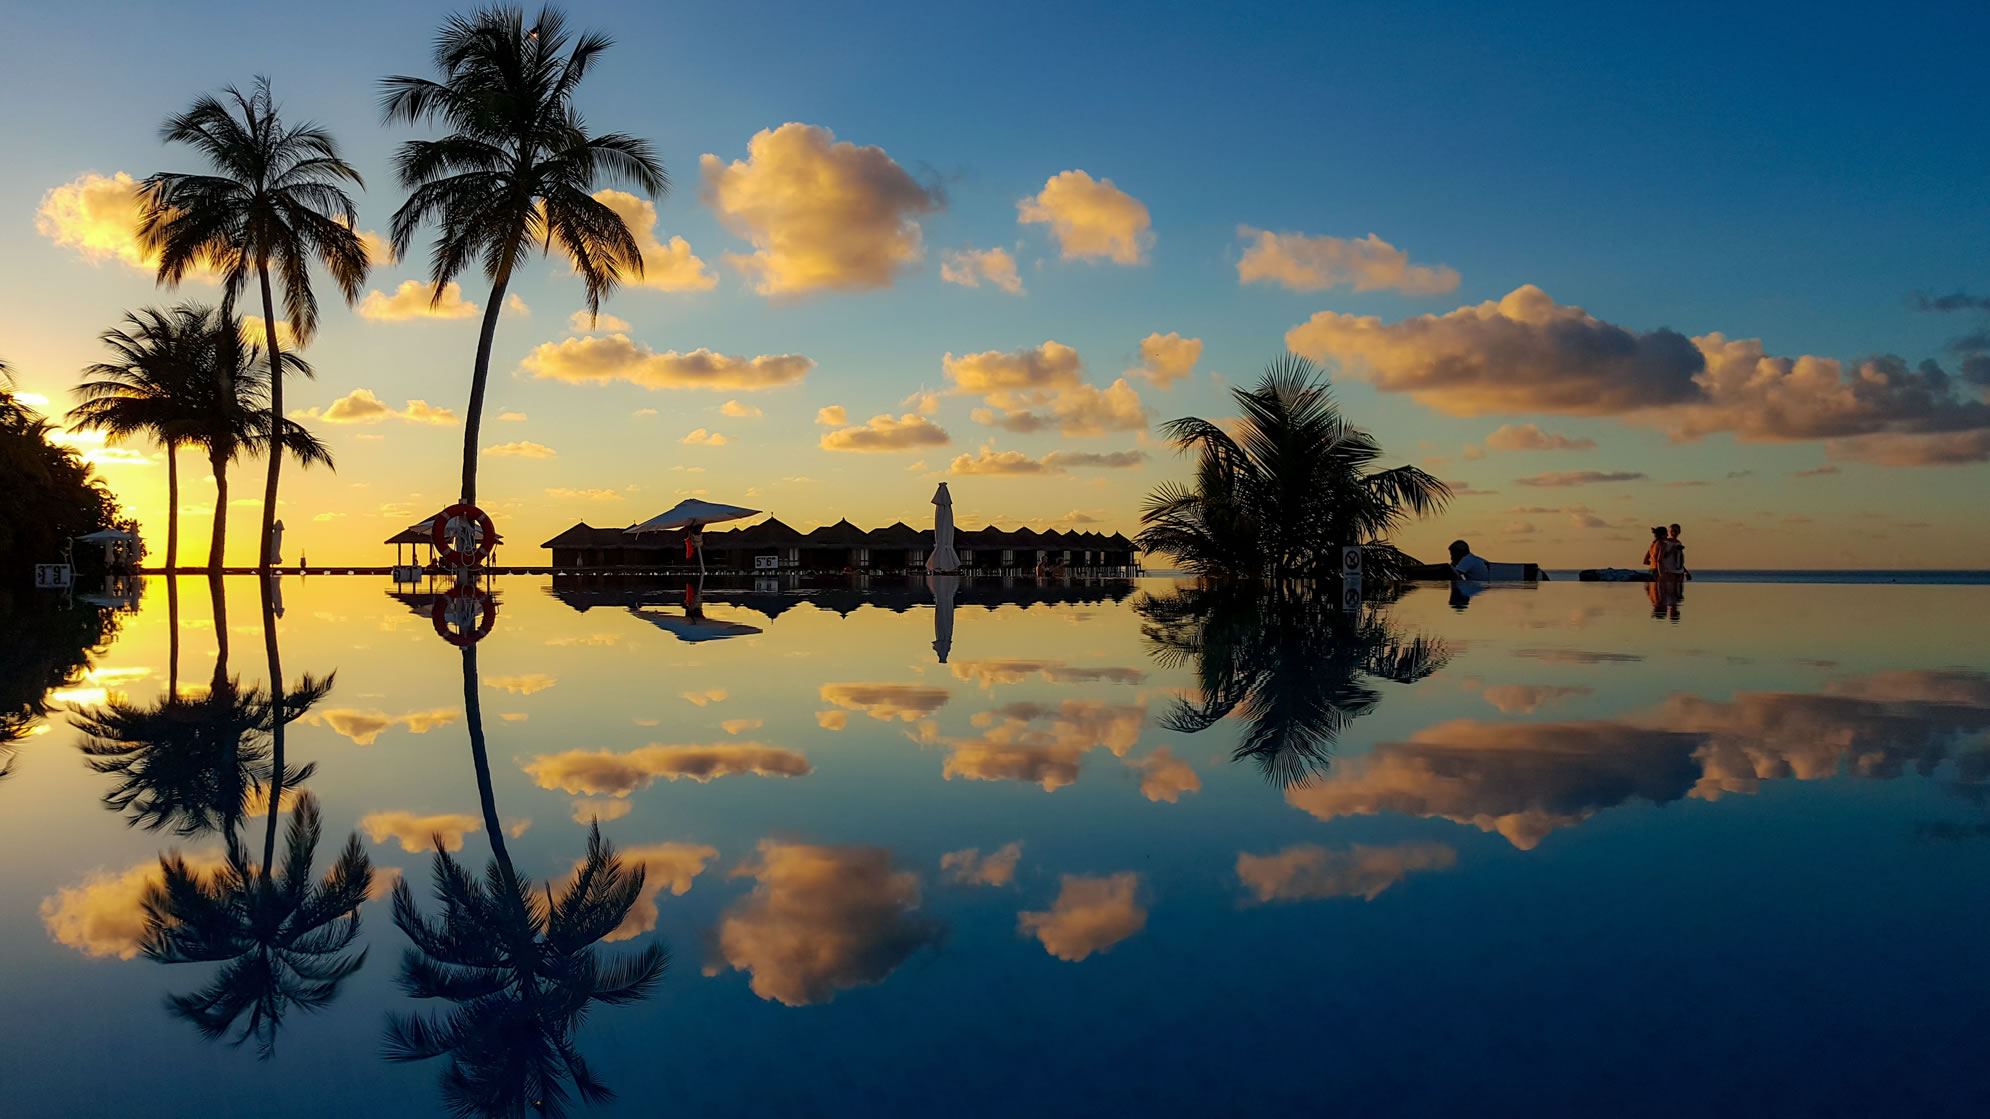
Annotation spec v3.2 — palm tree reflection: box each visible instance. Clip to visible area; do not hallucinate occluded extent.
[385,644,666,1118]
[1138,582,1449,787]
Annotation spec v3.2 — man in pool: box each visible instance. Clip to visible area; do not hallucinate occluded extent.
[1667,524,1690,581]
[1448,539,1489,582]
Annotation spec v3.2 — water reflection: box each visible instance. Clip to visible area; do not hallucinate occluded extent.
[1138,583,1449,787]
[0,589,122,779]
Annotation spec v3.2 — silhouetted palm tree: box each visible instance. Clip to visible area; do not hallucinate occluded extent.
[139,76,368,569]
[141,792,373,1058]
[70,307,208,570]
[1137,354,1450,582]
[1138,582,1449,786]
[382,5,666,507]
[385,643,665,1117]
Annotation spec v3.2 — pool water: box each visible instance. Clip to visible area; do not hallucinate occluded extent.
[4,574,1987,1117]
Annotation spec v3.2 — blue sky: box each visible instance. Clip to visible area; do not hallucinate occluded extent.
[5,0,1987,566]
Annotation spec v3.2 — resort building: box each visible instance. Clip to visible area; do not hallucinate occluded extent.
[540,517,1140,574]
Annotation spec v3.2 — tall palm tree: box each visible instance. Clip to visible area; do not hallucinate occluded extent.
[1138,582,1449,787]
[1137,354,1451,583]
[385,642,665,1117]
[139,75,368,569]
[381,5,667,508]
[69,307,208,571]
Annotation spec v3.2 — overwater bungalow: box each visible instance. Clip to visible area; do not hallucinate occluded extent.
[540,517,1140,574]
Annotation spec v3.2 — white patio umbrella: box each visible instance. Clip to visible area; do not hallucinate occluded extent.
[927,574,959,662]
[925,483,960,572]
[625,499,761,573]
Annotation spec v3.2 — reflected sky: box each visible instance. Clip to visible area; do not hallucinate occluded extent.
[4,574,1989,1116]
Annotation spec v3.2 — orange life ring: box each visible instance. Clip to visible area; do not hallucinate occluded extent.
[432,503,496,567]
[432,584,498,646]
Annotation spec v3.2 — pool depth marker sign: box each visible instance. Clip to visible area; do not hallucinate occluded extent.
[1341,545,1362,612]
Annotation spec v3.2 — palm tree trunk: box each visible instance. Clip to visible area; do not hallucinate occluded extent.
[257,264,284,571]
[460,642,514,872]
[208,445,229,571]
[165,438,179,571]
[260,574,283,879]
[207,573,229,690]
[460,267,514,509]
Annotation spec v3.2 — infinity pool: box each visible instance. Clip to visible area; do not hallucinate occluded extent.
[4,574,1986,1117]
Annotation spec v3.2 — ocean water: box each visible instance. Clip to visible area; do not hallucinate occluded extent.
[1547,569,1990,585]
[3,574,1988,1117]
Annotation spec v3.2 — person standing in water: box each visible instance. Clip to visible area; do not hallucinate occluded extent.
[1643,526,1668,578]
[1666,524,1690,581]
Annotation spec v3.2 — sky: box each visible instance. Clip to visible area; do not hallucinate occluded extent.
[3,0,1987,569]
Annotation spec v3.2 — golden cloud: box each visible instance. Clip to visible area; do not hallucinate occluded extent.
[1128,746,1200,803]
[1018,170,1151,265]
[360,810,483,853]
[1482,423,1597,452]
[947,447,1145,475]
[41,851,226,959]
[944,341,1083,397]
[580,841,719,942]
[36,171,181,273]
[682,689,728,707]
[1235,842,1457,903]
[544,488,624,501]
[815,405,847,426]
[940,245,1024,294]
[819,413,951,452]
[240,316,300,350]
[522,743,812,797]
[589,189,718,291]
[303,706,459,746]
[358,280,479,321]
[948,660,1148,689]
[941,701,1147,791]
[485,440,557,458]
[524,334,814,392]
[818,682,952,723]
[1134,332,1202,388]
[290,387,458,426]
[700,122,941,296]
[713,840,942,1006]
[680,428,728,446]
[1237,227,1459,295]
[570,797,635,824]
[721,400,763,419]
[1017,872,1146,961]
[569,310,632,333]
[815,710,849,731]
[485,673,558,695]
[941,841,1023,887]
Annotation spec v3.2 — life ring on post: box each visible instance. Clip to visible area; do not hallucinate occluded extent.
[432,584,498,646]
[432,503,496,568]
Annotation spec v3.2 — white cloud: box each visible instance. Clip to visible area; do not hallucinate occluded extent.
[1018,170,1151,265]
[940,245,1024,294]
[357,280,480,321]
[1237,227,1459,295]
[524,335,814,392]
[589,189,718,291]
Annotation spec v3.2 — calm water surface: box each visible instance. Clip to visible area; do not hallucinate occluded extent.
[4,574,1988,1117]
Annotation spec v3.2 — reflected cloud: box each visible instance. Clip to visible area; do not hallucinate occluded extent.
[1236,842,1457,903]
[303,706,459,746]
[948,659,1148,689]
[941,701,1148,791]
[940,841,1023,886]
[1482,685,1593,714]
[1128,746,1201,803]
[816,710,849,730]
[1513,649,1645,665]
[682,688,729,707]
[713,840,942,1006]
[359,810,483,853]
[819,682,952,722]
[580,842,719,942]
[1018,872,1146,961]
[40,852,225,959]
[484,673,557,695]
[523,743,812,796]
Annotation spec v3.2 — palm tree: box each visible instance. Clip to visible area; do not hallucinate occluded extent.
[381,5,667,508]
[140,792,374,1058]
[69,307,208,570]
[139,76,368,569]
[385,642,665,1117]
[1138,582,1449,787]
[1137,354,1450,583]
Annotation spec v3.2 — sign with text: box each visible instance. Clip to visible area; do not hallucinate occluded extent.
[34,564,73,589]
[754,554,780,570]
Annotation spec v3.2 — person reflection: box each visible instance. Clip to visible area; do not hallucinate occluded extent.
[1137,582,1449,787]
[385,643,666,1118]
[1647,577,1682,623]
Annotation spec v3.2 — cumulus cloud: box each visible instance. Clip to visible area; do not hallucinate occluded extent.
[357,229,396,267]
[948,447,1146,475]
[358,280,480,321]
[1128,746,1200,803]
[1134,332,1202,388]
[680,428,728,446]
[941,700,1148,791]
[713,840,942,1006]
[1237,227,1459,295]
[1515,470,1645,487]
[941,245,1024,294]
[291,388,458,426]
[524,334,814,393]
[815,405,847,426]
[948,660,1147,689]
[484,673,558,695]
[36,172,177,272]
[1483,423,1597,452]
[588,189,717,291]
[700,122,941,295]
[940,343,1147,436]
[240,316,299,349]
[583,842,719,942]
[819,413,951,452]
[485,440,556,458]
[721,400,762,419]
[360,811,482,853]
[941,842,1024,886]
[972,379,1150,437]
[1235,842,1457,903]
[41,852,227,959]
[1018,170,1151,265]
[498,411,528,422]
[1017,872,1146,961]
[568,310,631,333]
[570,797,634,824]
[522,743,812,797]
[818,682,952,723]
[944,341,1084,397]
[302,706,459,746]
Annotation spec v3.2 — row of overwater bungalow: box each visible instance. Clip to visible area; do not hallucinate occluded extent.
[539,518,1141,574]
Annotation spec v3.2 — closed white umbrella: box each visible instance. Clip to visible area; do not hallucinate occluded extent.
[925,483,960,572]
[625,499,761,573]
[927,574,959,662]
